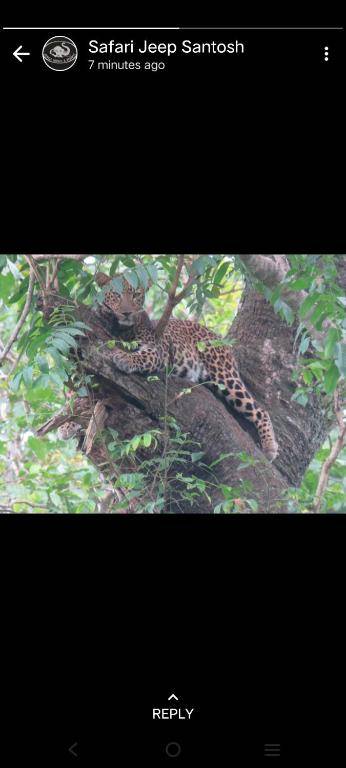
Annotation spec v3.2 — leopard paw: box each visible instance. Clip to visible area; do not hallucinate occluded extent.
[111,350,132,373]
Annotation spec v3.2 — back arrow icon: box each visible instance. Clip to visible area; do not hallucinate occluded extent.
[13,45,31,63]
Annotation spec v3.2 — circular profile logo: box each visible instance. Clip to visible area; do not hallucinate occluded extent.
[42,36,78,71]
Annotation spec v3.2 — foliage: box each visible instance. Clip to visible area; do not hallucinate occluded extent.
[0,394,101,513]
[104,410,261,513]
[0,254,345,513]
[254,255,346,399]
[286,430,346,513]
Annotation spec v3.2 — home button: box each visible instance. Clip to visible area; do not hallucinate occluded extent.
[165,741,181,758]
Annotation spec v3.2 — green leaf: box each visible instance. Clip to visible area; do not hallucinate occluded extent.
[49,490,62,508]
[77,386,88,396]
[110,277,124,294]
[288,277,313,291]
[131,435,141,451]
[146,264,158,283]
[9,372,22,392]
[53,332,77,349]
[298,334,310,355]
[270,286,283,306]
[50,337,70,354]
[135,264,149,289]
[54,327,84,337]
[36,355,49,373]
[46,346,65,369]
[310,301,329,328]
[0,273,15,300]
[6,258,23,280]
[50,369,68,385]
[143,433,152,447]
[95,288,105,304]
[25,387,56,404]
[26,332,51,360]
[22,366,33,387]
[308,360,325,372]
[209,452,234,468]
[8,276,30,304]
[32,374,51,389]
[191,451,204,462]
[299,293,317,319]
[246,499,259,512]
[291,390,309,406]
[109,258,120,276]
[214,261,229,285]
[210,338,234,348]
[72,321,91,331]
[124,270,139,288]
[335,342,346,376]
[107,427,119,439]
[324,327,339,359]
[323,362,340,395]
[191,255,210,276]
[28,436,50,460]
[280,301,295,325]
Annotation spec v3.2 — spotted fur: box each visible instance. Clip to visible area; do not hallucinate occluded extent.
[57,421,82,440]
[96,273,278,460]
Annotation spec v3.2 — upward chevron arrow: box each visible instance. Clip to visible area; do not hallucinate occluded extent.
[168,693,179,701]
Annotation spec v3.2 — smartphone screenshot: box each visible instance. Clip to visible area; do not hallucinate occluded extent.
[1,18,344,764]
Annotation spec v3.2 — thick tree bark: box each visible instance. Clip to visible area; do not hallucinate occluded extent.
[78,343,288,512]
[37,257,338,512]
[229,283,327,487]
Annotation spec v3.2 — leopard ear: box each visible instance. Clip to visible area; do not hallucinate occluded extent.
[95,271,112,287]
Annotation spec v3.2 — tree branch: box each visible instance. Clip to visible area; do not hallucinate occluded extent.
[50,258,61,290]
[0,339,16,364]
[31,254,87,262]
[154,256,201,337]
[34,269,328,513]
[83,401,108,455]
[239,255,289,286]
[313,389,346,512]
[154,255,185,337]
[239,255,328,344]
[24,254,45,292]
[78,341,289,512]
[0,267,35,365]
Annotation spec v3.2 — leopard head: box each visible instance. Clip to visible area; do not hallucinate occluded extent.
[95,272,146,327]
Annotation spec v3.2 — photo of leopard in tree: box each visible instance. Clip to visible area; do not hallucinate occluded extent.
[0,255,345,513]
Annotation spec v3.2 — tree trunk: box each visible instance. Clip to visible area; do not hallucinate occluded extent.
[230,282,327,488]
[37,273,330,513]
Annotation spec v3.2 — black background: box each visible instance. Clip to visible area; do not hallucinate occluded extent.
[1,16,345,765]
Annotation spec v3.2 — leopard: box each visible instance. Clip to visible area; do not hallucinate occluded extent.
[95,272,278,461]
